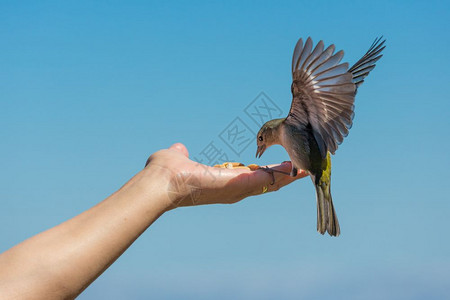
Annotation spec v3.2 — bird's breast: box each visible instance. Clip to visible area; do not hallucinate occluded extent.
[279,124,312,171]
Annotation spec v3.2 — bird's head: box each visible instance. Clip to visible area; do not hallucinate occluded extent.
[256,118,284,158]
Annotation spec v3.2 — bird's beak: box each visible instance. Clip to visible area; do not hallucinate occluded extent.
[256,144,266,158]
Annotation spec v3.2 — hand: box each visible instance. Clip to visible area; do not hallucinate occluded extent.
[0,142,307,299]
[144,143,308,209]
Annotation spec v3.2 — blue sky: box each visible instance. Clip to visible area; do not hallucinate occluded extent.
[1,1,449,299]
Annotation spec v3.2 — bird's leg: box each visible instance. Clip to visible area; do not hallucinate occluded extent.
[290,167,298,177]
[258,166,291,185]
[274,161,298,177]
[258,166,276,185]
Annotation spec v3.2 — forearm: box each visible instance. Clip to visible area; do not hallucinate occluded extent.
[0,144,302,299]
[0,166,171,299]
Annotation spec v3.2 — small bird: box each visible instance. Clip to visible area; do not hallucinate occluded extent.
[256,36,385,236]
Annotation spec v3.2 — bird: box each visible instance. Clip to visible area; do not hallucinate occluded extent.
[255,36,385,236]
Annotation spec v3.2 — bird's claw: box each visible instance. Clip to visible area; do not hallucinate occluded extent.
[258,166,294,185]
[258,166,276,185]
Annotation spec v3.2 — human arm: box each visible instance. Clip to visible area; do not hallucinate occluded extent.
[0,143,307,299]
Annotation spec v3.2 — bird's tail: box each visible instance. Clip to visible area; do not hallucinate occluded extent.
[313,180,340,236]
[311,153,340,236]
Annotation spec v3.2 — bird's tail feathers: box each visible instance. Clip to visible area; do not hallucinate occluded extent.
[311,174,340,237]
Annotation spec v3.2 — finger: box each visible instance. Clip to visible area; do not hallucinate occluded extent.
[169,143,189,158]
[254,162,305,185]
[253,162,308,193]
[268,161,293,173]
[211,162,305,197]
[268,168,308,192]
[269,162,308,179]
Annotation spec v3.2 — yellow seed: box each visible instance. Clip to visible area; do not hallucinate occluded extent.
[246,164,260,171]
[213,162,260,170]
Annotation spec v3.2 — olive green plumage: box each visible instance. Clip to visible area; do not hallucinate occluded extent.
[256,36,385,236]
[312,153,338,236]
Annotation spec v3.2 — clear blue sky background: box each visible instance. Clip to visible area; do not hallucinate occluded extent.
[1,1,449,299]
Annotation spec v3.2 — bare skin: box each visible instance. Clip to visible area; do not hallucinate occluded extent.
[0,143,307,299]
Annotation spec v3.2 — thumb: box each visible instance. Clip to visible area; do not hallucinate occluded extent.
[168,143,189,158]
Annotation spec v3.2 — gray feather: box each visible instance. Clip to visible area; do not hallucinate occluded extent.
[286,37,356,156]
[349,36,386,89]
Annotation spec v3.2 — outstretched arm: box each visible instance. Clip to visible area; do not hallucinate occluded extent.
[0,143,306,299]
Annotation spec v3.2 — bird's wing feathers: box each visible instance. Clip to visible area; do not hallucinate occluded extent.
[286,37,356,156]
[348,36,386,90]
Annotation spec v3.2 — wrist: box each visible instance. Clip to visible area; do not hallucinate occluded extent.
[139,162,183,212]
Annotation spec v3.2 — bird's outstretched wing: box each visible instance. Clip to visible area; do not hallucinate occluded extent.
[349,36,386,91]
[286,37,356,157]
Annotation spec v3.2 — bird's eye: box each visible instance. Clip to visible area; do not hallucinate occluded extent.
[258,136,263,141]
